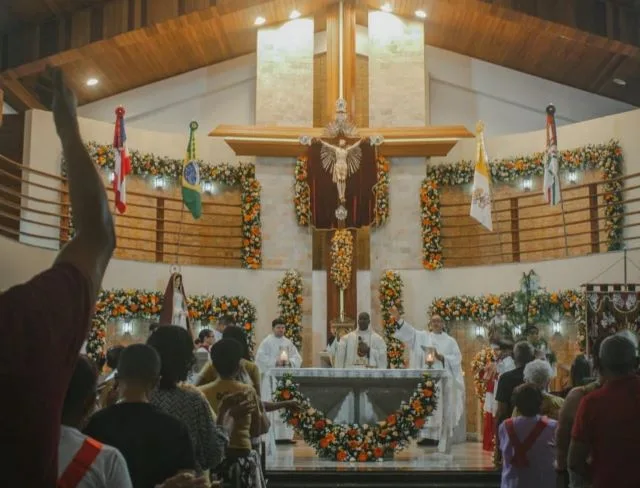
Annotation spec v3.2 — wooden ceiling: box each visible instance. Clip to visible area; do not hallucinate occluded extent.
[1,0,640,111]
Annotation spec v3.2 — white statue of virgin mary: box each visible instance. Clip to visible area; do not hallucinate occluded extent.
[159,272,193,340]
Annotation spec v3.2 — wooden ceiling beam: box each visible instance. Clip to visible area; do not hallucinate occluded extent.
[0,75,45,112]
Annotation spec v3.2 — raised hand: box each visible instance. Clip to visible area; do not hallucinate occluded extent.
[48,66,78,137]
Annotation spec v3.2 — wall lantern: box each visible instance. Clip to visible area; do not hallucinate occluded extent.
[522,176,533,192]
[108,171,115,183]
[121,321,133,334]
[475,325,485,338]
[567,168,578,184]
[552,321,562,336]
[153,175,166,190]
[202,181,213,194]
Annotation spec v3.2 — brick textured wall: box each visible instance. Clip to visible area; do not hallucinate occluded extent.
[255,19,314,363]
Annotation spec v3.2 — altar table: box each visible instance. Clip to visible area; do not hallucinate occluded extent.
[262,367,453,454]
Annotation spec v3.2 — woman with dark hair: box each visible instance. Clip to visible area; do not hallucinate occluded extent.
[556,336,605,488]
[147,325,229,477]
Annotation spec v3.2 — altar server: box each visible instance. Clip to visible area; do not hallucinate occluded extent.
[255,318,302,443]
[393,310,465,448]
[334,312,387,369]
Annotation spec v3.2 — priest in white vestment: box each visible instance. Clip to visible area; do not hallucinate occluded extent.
[392,309,465,449]
[255,317,302,443]
[334,313,387,369]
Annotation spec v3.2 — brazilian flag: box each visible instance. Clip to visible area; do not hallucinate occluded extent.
[182,121,202,219]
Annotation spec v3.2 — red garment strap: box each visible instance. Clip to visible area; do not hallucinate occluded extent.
[505,417,548,468]
[58,437,103,488]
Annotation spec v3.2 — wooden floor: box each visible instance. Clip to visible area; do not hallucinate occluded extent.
[267,441,495,472]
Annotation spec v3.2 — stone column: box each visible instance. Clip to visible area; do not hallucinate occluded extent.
[368,11,427,326]
[254,18,315,364]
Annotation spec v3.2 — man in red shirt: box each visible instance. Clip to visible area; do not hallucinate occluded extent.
[569,334,640,488]
[0,68,116,487]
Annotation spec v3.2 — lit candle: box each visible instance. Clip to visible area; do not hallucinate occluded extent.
[279,349,289,365]
[426,352,435,368]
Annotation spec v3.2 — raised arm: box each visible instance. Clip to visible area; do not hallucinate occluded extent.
[347,138,364,151]
[51,67,115,297]
[318,139,336,150]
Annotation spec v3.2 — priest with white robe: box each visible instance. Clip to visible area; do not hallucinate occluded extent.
[255,317,302,443]
[392,309,465,450]
[334,312,387,369]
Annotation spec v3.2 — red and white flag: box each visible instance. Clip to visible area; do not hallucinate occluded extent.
[113,106,131,214]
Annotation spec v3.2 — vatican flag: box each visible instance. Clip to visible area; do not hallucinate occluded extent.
[181,121,202,219]
[470,121,493,231]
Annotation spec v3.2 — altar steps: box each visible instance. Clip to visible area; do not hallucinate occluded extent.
[265,470,500,488]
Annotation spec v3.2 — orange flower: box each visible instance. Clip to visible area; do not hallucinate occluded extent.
[373,447,384,458]
[289,417,299,427]
[415,418,425,429]
[336,450,348,462]
[314,419,326,430]
[232,298,239,307]
[281,389,291,400]
[422,389,433,397]
[357,452,368,462]
[244,322,251,330]
[386,414,397,426]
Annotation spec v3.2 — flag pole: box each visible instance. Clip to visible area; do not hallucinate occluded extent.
[546,105,569,257]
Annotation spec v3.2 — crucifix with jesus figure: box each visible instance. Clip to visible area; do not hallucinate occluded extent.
[209,1,472,342]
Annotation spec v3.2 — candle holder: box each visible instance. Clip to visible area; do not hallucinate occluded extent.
[425,353,435,369]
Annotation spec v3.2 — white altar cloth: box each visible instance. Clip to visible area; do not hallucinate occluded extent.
[262,367,454,456]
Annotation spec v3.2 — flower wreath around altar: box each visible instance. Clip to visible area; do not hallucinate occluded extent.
[61,142,262,269]
[86,289,257,362]
[273,372,438,462]
[421,141,624,270]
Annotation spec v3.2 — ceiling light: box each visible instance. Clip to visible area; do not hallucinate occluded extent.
[86,78,99,87]
[415,9,427,19]
[381,3,392,12]
[613,78,627,87]
[289,10,301,19]
[254,16,266,26]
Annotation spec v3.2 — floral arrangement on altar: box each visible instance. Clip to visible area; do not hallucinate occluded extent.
[330,229,354,290]
[277,270,304,349]
[293,155,390,227]
[471,347,497,403]
[421,141,624,270]
[273,372,438,462]
[85,288,257,360]
[378,270,406,369]
[61,142,262,269]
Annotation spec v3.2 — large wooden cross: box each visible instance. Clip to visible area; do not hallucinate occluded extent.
[209,3,472,339]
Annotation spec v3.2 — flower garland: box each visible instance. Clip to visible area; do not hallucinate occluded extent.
[378,270,406,369]
[471,347,496,403]
[330,229,354,290]
[430,289,584,326]
[293,155,390,228]
[277,270,304,350]
[62,142,262,269]
[86,316,107,363]
[294,156,311,226]
[85,289,258,360]
[273,372,438,462]
[372,156,390,227]
[422,141,624,269]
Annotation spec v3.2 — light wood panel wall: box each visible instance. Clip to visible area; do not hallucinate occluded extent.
[62,175,243,267]
[440,170,607,267]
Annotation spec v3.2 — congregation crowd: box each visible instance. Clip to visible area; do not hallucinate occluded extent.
[491,330,640,488]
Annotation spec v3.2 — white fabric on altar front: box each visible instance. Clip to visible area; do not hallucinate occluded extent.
[262,367,455,455]
[394,321,466,444]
